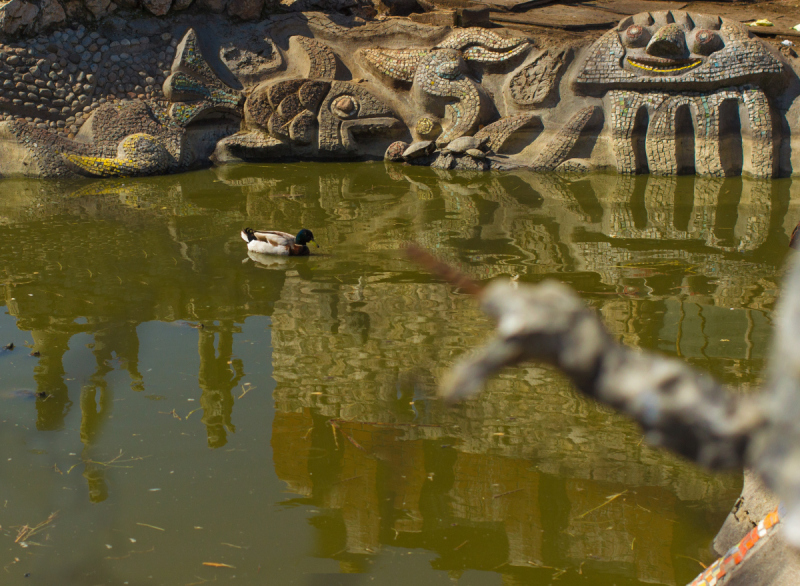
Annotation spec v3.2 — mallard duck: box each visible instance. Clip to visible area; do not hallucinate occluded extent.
[241,228,318,256]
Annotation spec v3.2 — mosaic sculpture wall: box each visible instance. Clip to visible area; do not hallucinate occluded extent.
[0,9,796,178]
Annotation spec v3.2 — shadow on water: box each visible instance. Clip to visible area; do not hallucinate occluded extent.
[0,162,797,585]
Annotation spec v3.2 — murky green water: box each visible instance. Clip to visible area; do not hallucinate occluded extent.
[0,163,794,586]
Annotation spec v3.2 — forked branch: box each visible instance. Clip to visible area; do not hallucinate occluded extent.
[409,244,800,541]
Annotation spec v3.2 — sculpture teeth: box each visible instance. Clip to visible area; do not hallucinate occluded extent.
[627,57,703,72]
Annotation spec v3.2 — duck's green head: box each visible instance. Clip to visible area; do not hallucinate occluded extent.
[296,229,318,247]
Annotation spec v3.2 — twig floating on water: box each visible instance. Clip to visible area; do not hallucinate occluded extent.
[329,421,369,454]
[238,383,256,399]
[576,491,627,519]
[136,523,165,532]
[331,475,363,486]
[492,488,523,499]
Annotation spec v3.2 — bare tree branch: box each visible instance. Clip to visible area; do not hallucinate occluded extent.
[750,254,800,543]
[405,243,769,472]
[440,278,765,469]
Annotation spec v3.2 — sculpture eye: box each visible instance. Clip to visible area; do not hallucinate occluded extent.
[332,95,359,119]
[692,29,722,55]
[622,24,650,47]
[436,59,461,80]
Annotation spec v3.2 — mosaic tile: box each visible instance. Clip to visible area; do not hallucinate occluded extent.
[608,85,773,178]
[532,106,600,170]
[361,28,530,146]
[294,36,337,80]
[509,48,570,107]
[473,112,541,153]
[575,11,785,92]
[688,506,782,586]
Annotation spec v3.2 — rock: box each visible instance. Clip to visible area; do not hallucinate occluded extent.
[430,152,454,169]
[450,153,489,171]
[402,140,434,159]
[555,159,592,174]
[0,0,40,36]
[142,0,172,14]
[173,0,193,9]
[227,0,263,19]
[197,0,228,12]
[83,0,110,17]
[376,0,418,16]
[458,6,490,27]
[446,135,483,153]
[714,471,781,555]
[409,10,456,27]
[39,0,66,29]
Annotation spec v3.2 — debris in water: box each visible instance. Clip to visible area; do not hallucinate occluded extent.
[14,512,58,544]
[238,383,256,399]
[136,523,165,531]
[576,491,627,519]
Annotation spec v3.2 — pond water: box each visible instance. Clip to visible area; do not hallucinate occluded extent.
[0,162,795,586]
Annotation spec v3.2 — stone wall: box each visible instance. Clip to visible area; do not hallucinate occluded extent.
[0,8,797,179]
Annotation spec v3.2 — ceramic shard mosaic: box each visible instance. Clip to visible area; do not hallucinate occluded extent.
[509,49,571,107]
[0,10,793,178]
[294,36,338,80]
[473,112,541,153]
[65,132,173,177]
[360,48,430,83]
[574,11,785,92]
[531,106,601,171]
[362,28,530,146]
[688,506,783,586]
[608,84,773,178]
[163,28,244,127]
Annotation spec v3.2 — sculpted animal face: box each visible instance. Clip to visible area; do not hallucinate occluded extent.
[318,81,401,155]
[244,79,401,156]
[618,13,726,76]
[575,11,785,92]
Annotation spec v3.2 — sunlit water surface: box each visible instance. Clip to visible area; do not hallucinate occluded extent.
[1,162,796,586]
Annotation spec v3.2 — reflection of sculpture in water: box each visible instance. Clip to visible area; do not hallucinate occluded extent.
[79,372,113,504]
[81,324,146,502]
[198,322,243,449]
[20,320,148,501]
[31,328,73,432]
[271,408,732,584]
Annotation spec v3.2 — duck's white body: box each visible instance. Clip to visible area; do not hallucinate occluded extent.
[241,229,311,256]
